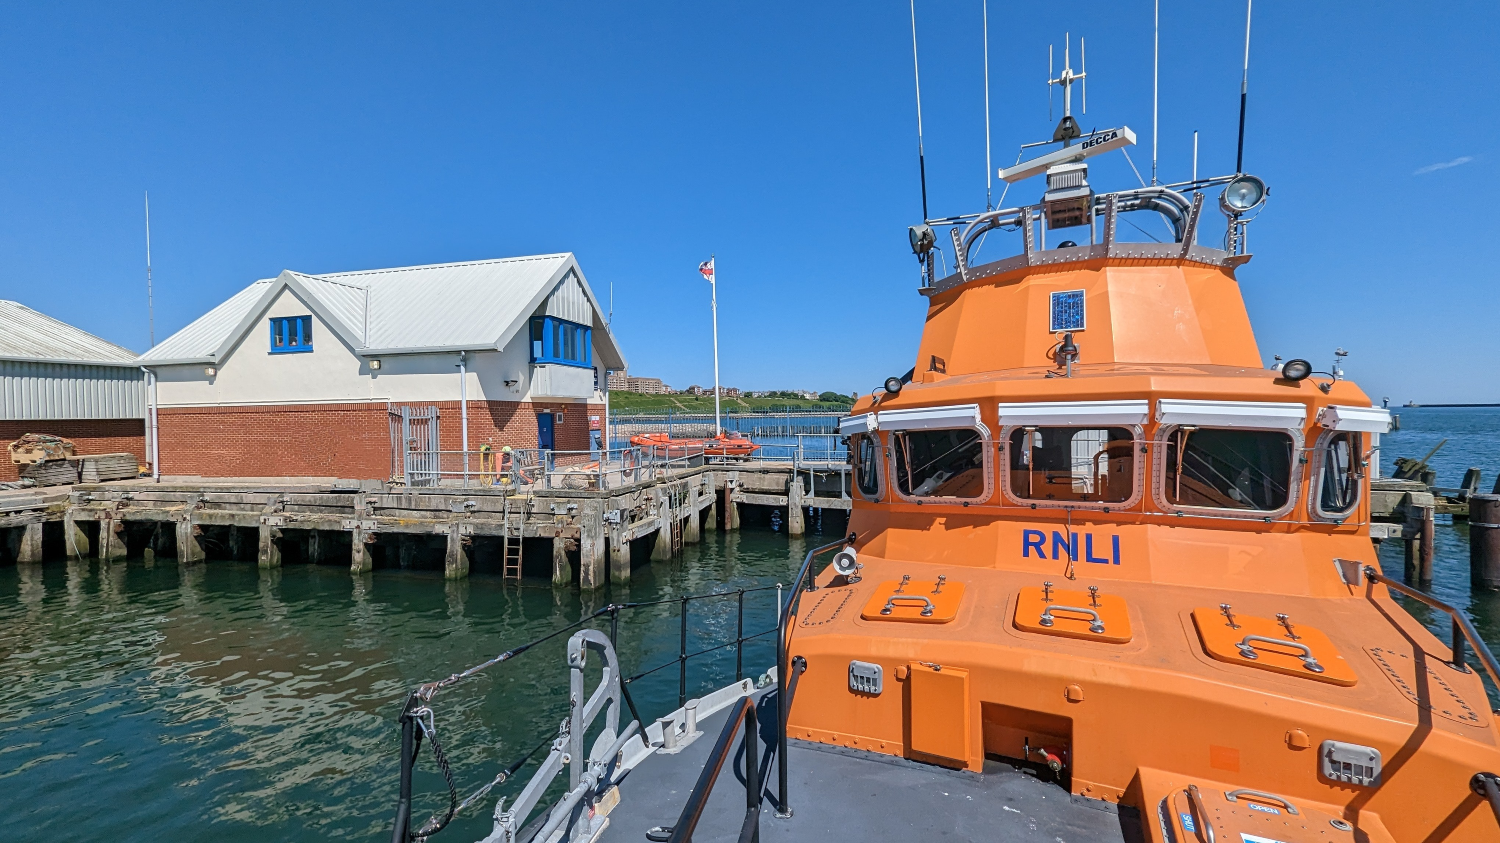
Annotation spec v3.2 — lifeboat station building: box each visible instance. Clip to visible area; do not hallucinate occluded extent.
[137,254,625,480]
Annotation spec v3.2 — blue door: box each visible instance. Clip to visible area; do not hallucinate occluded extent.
[537,412,555,450]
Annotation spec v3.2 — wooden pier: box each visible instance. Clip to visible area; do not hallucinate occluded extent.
[0,461,851,588]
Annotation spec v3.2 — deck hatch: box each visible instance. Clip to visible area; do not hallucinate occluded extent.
[860,577,965,623]
[1191,607,1357,686]
[1014,584,1133,643]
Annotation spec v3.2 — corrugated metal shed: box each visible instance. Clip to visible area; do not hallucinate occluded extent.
[139,253,626,369]
[0,360,146,420]
[0,301,145,420]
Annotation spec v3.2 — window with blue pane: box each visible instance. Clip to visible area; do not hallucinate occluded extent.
[270,316,314,353]
[530,316,592,368]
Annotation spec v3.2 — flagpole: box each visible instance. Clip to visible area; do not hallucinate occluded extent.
[710,256,721,436]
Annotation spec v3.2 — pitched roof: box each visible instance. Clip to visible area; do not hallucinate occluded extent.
[0,300,139,366]
[138,253,626,369]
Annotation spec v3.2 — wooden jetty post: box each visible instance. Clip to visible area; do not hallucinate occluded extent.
[1402,491,1436,584]
[258,518,283,569]
[1471,494,1500,590]
[786,472,806,537]
[552,535,571,585]
[10,520,43,564]
[99,517,127,561]
[445,523,471,580]
[579,501,606,589]
[63,510,90,559]
[177,515,206,564]
[609,535,630,583]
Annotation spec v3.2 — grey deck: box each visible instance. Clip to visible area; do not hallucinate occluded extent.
[600,692,1140,843]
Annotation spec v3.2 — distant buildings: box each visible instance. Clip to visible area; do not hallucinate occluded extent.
[609,371,672,394]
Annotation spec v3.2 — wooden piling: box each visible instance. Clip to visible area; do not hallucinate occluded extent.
[16,521,42,564]
[1471,494,1500,590]
[100,518,127,561]
[177,517,206,564]
[552,536,571,585]
[445,524,471,580]
[787,474,806,536]
[684,500,701,544]
[258,522,282,568]
[63,510,90,559]
[609,534,630,583]
[579,502,606,589]
[350,524,371,574]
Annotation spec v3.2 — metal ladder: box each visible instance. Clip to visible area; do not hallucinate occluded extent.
[670,517,683,556]
[502,494,522,579]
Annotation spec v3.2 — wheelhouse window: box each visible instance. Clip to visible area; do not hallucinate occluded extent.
[269,316,313,353]
[1008,426,1134,503]
[1316,431,1362,517]
[1164,427,1295,511]
[530,316,592,368]
[853,433,881,499]
[892,428,987,500]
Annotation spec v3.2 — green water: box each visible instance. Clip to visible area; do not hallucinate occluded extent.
[0,529,812,842]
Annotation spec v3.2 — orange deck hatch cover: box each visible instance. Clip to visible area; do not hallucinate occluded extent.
[860,576,965,623]
[1191,607,1358,687]
[908,663,970,764]
[1013,584,1133,643]
[1166,784,1362,843]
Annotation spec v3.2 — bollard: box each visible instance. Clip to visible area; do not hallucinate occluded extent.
[1471,494,1500,590]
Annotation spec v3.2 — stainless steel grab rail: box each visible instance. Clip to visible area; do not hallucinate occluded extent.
[776,534,855,818]
[1364,566,1500,707]
[1040,604,1105,634]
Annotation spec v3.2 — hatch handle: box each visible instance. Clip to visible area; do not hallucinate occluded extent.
[880,595,935,616]
[1186,784,1215,843]
[1040,604,1105,634]
[1223,788,1300,815]
[1235,635,1324,673]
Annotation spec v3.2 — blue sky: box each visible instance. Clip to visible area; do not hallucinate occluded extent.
[0,2,1494,403]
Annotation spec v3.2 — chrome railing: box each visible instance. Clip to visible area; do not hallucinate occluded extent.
[1364,566,1500,705]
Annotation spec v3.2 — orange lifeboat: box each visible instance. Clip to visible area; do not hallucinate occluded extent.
[629,431,757,457]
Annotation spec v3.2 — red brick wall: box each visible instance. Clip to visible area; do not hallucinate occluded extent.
[156,400,605,479]
[158,403,391,479]
[0,419,147,482]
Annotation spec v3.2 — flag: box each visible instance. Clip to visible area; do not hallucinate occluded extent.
[698,258,714,282]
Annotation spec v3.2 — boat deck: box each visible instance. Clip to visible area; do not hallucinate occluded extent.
[600,692,1141,843]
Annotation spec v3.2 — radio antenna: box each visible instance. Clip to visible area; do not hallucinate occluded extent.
[982,0,992,210]
[1151,0,1159,185]
[1235,0,1252,173]
[1047,44,1053,123]
[144,191,154,348]
[909,0,929,222]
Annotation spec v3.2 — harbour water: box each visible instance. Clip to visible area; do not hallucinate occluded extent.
[0,530,816,842]
[2,407,1498,842]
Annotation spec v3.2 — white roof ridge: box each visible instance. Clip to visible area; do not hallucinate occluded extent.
[317,253,571,280]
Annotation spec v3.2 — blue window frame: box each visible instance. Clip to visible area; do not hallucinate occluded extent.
[530,316,592,368]
[270,316,314,353]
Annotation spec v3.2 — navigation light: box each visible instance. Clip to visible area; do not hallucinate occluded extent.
[1220,175,1267,214]
[1280,359,1312,381]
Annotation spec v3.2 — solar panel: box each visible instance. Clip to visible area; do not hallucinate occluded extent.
[1050,290,1086,332]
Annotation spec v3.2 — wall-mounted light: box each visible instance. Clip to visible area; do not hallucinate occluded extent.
[204,367,217,377]
[369,359,382,370]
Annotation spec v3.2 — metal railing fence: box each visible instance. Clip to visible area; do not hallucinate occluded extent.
[396,445,708,490]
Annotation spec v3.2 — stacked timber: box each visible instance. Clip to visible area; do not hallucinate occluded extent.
[20,460,79,486]
[78,453,139,483]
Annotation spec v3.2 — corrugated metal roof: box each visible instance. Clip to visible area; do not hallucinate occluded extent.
[139,253,627,369]
[137,280,271,364]
[0,300,139,365]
